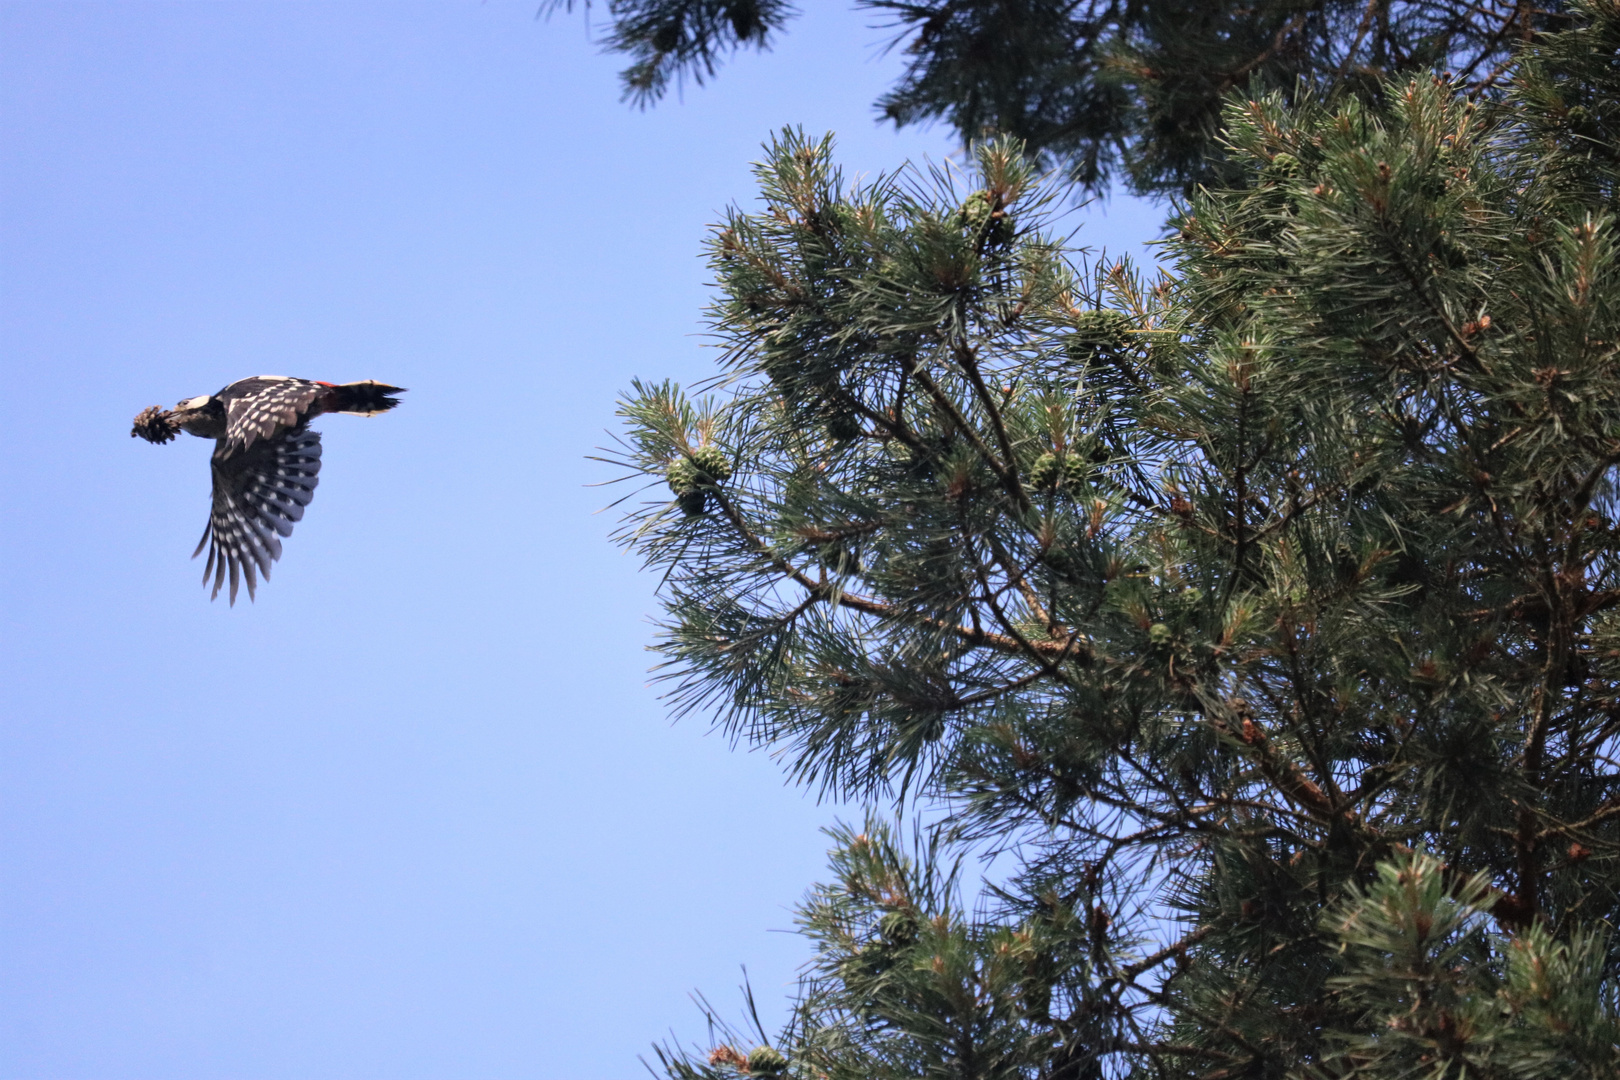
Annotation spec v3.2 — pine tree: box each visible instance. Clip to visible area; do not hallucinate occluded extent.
[602,4,1619,1075]
[548,0,1572,194]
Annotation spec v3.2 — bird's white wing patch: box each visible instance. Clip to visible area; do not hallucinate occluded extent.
[196,427,322,603]
[223,378,323,454]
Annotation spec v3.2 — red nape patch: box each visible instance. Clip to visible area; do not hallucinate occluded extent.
[314,381,335,386]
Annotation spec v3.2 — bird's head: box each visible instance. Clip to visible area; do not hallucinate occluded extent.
[170,394,226,438]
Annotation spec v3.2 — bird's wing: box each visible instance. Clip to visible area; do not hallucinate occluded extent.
[222,377,324,454]
[194,426,322,603]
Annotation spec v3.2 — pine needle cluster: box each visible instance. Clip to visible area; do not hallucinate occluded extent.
[604,5,1620,1075]
[552,1,1574,194]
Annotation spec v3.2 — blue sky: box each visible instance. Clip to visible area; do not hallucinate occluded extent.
[0,4,1164,1076]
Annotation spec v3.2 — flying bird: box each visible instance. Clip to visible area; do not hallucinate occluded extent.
[132,376,405,604]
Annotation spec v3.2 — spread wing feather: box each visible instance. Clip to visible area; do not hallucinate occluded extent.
[195,427,322,603]
[222,377,324,454]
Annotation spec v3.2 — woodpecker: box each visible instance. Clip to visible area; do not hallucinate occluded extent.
[132,376,405,604]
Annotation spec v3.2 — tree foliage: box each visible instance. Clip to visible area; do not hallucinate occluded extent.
[550,0,1573,194]
[603,3,1620,1074]
[543,0,795,104]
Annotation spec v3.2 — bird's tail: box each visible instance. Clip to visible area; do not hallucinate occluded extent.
[326,380,406,416]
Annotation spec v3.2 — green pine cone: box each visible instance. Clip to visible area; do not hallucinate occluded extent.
[667,457,716,515]
[1263,152,1303,183]
[878,910,918,946]
[1028,452,1059,490]
[666,458,700,496]
[689,444,734,484]
[826,412,863,442]
[1062,455,1088,488]
[747,1045,788,1075]
[957,189,1013,244]
[958,189,994,230]
[1027,452,1087,492]
[1067,310,1134,356]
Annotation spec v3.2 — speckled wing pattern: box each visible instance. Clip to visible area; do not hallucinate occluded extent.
[220,376,325,454]
[194,427,322,603]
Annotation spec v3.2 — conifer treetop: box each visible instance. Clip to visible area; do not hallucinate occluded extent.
[605,4,1620,1076]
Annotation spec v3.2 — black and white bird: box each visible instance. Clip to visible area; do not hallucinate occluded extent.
[132,376,405,604]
